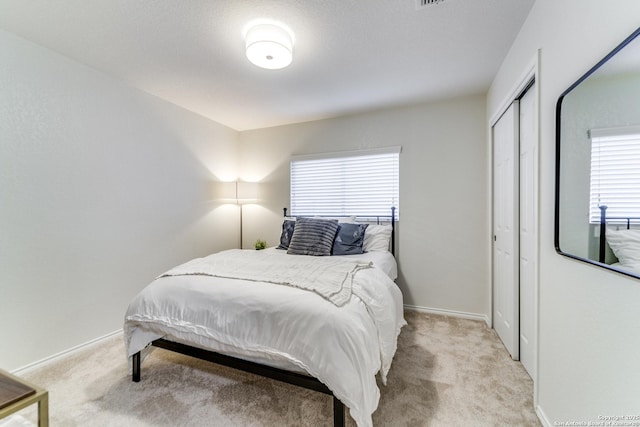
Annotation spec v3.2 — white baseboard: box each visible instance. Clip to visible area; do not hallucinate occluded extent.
[404,304,490,326]
[536,404,551,427]
[12,329,123,376]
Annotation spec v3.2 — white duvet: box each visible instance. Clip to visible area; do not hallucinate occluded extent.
[124,248,406,427]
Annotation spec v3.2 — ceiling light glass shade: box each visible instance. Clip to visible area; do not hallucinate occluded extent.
[245,24,293,70]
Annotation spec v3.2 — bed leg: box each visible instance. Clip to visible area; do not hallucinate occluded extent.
[332,395,345,427]
[132,352,141,382]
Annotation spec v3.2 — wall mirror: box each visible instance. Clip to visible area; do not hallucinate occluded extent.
[556,27,640,278]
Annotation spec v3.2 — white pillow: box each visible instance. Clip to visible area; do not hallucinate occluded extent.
[606,228,640,266]
[363,224,393,252]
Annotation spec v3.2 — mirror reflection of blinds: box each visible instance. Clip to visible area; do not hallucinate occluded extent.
[589,126,640,224]
[290,147,400,219]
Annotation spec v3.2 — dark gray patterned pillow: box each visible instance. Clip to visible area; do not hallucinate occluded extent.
[287,217,339,256]
[277,220,296,250]
[332,223,369,255]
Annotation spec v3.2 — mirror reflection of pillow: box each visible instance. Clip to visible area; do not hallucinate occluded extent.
[606,229,640,266]
[620,262,640,275]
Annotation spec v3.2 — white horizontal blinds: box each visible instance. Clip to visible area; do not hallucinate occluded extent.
[589,126,640,224]
[290,147,400,219]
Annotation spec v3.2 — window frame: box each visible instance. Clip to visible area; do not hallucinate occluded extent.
[290,146,400,220]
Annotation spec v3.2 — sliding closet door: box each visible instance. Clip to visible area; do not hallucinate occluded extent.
[492,102,520,360]
[518,85,537,378]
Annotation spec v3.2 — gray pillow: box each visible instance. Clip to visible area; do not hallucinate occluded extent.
[287,217,339,256]
[277,220,296,250]
[333,223,369,255]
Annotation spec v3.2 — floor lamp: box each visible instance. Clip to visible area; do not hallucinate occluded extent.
[236,181,259,249]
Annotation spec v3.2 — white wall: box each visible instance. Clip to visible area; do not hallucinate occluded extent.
[488,1,640,423]
[0,30,240,371]
[239,94,490,319]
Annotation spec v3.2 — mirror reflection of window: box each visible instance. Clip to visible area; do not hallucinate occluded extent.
[589,126,640,224]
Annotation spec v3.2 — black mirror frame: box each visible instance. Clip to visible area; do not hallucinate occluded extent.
[555,26,640,279]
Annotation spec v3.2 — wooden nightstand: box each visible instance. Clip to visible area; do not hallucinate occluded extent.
[0,369,48,427]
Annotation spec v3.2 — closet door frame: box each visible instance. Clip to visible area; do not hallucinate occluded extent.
[488,51,540,399]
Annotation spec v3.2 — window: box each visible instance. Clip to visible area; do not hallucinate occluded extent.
[589,126,640,224]
[290,147,400,219]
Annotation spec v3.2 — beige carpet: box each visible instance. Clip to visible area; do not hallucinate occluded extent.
[14,311,540,426]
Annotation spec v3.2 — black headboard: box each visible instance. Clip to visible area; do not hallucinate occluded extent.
[283,207,397,256]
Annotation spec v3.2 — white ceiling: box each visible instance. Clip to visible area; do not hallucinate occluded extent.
[0,0,534,131]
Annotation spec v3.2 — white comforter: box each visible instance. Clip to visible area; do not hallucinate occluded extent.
[158,249,374,306]
[124,248,406,427]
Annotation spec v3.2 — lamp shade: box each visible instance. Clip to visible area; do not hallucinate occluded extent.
[216,181,238,202]
[237,181,259,203]
[245,24,293,70]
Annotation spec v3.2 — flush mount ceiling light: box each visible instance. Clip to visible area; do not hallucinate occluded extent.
[245,23,293,70]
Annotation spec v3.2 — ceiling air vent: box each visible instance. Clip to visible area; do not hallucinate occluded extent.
[416,0,446,8]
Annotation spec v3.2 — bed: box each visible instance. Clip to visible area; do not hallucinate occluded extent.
[598,205,640,274]
[124,208,405,427]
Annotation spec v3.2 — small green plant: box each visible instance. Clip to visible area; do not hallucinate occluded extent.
[254,239,267,250]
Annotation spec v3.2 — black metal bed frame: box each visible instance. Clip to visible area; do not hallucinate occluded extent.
[132,339,345,425]
[131,207,397,427]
